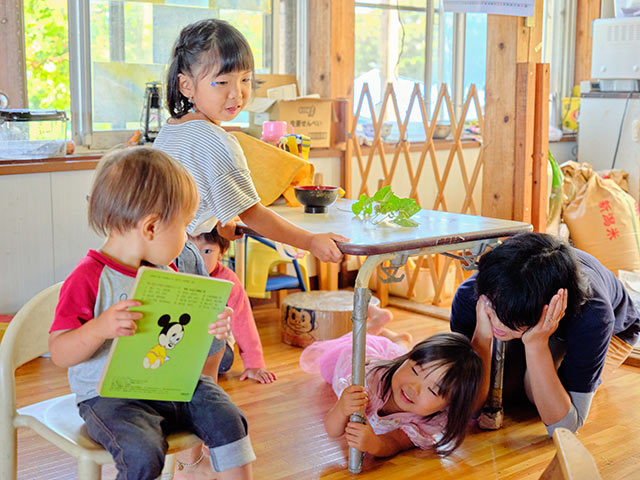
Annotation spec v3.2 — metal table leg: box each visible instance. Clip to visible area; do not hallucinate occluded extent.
[479,338,505,429]
[348,253,400,473]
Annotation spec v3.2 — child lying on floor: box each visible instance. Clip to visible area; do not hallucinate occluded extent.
[301,307,482,457]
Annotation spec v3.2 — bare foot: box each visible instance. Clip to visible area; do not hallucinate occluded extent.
[367,304,393,335]
[379,328,413,350]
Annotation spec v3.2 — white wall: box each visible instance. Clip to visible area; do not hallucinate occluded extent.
[1,147,481,312]
[0,170,103,313]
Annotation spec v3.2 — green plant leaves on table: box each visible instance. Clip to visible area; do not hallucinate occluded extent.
[351,186,420,227]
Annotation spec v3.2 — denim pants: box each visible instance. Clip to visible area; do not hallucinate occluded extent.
[78,376,255,480]
[218,342,235,373]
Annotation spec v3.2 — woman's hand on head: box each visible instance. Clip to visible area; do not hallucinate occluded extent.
[239,367,278,384]
[209,306,233,338]
[89,299,141,339]
[522,288,567,347]
[339,385,368,417]
[309,232,349,263]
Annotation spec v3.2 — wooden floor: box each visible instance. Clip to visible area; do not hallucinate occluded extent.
[13,301,640,479]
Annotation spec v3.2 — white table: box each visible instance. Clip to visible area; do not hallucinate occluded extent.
[238,199,532,473]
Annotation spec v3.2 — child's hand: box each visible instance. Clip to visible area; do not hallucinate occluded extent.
[309,232,349,263]
[89,299,142,340]
[208,306,233,338]
[239,367,278,384]
[338,385,368,417]
[345,419,380,454]
[217,218,243,241]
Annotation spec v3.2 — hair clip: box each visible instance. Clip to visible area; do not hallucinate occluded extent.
[210,81,218,87]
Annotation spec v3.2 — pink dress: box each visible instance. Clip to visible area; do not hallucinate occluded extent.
[300,333,448,449]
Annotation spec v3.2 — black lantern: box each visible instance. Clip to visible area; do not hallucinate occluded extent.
[142,82,163,143]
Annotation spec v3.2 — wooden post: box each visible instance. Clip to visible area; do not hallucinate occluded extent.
[308,0,355,196]
[308,1,355,102]
[482,2,544,221]
[513,62,536,224]
[532,63,550,232]
[574,0,601,85]
[0,0,28,107]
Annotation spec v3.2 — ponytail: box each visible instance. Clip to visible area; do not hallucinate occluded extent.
[165,19,255,119]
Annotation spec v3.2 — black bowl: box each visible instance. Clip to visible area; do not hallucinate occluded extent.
[294,186,339,213]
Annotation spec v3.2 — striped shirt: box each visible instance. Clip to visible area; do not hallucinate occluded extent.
[153,120,260,235]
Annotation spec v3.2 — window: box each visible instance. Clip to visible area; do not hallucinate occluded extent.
[542,0,576,130]
[24,0,297,149]
[353,0,486,142]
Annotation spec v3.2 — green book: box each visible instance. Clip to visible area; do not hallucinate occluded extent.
[97,266,233,401]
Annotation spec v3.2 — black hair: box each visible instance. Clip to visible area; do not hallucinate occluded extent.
[475,232,590,330]
[370,332,482,456]
[198,227,231,255]
[166,18,255,118]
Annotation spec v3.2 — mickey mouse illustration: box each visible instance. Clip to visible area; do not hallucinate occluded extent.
[143,313,190,369]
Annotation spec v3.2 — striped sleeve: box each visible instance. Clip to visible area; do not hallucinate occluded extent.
[153,121,259,233]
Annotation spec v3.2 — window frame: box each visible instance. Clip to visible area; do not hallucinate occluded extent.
[542,0,577,130]
[66,0,297,148]
[353,1,473,123]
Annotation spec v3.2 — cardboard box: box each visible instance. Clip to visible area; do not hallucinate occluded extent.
[253,74,298,98]
[246,74,334,148]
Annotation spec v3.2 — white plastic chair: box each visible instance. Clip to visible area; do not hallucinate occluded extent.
[0,283,202,479]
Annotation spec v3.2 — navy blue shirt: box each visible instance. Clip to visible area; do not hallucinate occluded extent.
[450,249,640,394]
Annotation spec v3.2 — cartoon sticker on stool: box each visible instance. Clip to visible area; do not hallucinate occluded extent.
[282,305,316,347]
[143,313,190,369]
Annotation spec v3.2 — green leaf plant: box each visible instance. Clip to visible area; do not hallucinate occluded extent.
[351,186,421,227]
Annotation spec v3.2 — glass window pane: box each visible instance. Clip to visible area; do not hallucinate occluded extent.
[354,5,427,141]
[464,13,486,120]
[88,0,274,131]
[24,0,71,119]
[354,3,485,141]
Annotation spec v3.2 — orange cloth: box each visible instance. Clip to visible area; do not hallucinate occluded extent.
[231,132,314,207]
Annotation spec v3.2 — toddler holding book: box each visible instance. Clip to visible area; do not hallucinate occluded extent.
[48,147,254,480]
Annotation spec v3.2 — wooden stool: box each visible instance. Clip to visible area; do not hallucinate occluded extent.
[280,291,380,347]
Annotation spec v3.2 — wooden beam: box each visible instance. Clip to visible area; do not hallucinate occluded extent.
[513,62,536,224]
[482,16,519,220]
[574,0,601,85]
[308,1,354,193]
[0,0,28,107]
[482,5,544,221]
[308,0,354,100]
[532,63,550,232]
